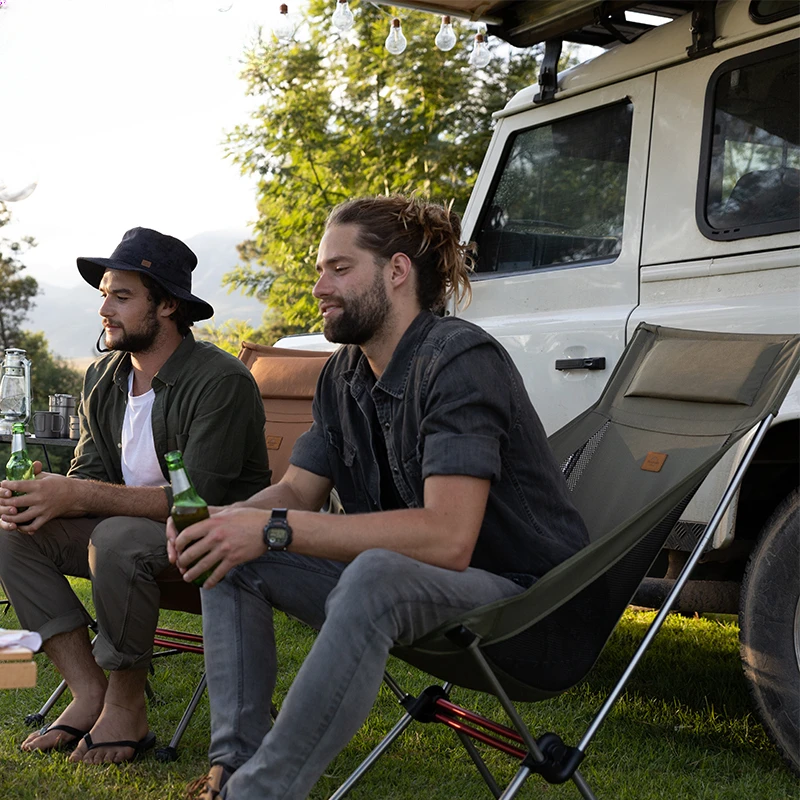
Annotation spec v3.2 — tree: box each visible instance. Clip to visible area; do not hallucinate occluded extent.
[0,203,39,349]
[15,330,83,413]
[223,2,549,334]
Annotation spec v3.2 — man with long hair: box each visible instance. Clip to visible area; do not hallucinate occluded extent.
[173,197,588,799]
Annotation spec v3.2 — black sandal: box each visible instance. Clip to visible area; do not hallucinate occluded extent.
[23,722,89,752]
[81,730,156,761]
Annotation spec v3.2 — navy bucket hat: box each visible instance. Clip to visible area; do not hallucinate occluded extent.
[76,227,214,321]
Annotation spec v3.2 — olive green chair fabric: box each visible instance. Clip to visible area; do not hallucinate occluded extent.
[392,324,800,699]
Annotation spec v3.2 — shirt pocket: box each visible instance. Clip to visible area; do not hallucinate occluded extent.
[325,427,360,509]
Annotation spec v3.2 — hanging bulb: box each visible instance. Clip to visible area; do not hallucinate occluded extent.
[273,3,295,42]
[332,0,355,33]
[434,15,456,51]
[469,32,492,68]
[385,18,407,55]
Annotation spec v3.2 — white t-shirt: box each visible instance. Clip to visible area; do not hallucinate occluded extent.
[121,371,165,487]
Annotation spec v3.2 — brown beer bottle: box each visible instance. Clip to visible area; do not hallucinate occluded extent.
[165,450,213,587]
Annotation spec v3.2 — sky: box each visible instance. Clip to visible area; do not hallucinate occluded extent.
[0,0,288,289]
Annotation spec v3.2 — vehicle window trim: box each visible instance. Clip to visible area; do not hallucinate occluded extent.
[472,98,634,277]
[696,39,800,242]
[749,1,799,24]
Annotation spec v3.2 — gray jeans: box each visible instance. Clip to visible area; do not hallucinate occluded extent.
[202,548,525,800]
[0,516,176,670]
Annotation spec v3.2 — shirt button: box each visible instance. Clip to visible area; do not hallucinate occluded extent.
[392,467,399,474]
[383,422,390,430]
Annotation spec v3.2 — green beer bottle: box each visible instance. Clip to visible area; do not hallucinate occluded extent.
[165,450,214,587]
[6,422,34,511]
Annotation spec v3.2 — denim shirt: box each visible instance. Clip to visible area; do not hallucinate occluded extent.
[291,311,588,579]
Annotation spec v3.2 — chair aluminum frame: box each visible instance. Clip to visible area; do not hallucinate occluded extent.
[330,414,773,800]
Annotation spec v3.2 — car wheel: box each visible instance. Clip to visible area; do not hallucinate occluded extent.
[740,488,799,776]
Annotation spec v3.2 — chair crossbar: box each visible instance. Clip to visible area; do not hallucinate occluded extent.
[433,709,527,758]
[434,699,526,757]
[153,626,204,655]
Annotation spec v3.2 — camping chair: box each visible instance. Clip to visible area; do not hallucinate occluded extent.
[330,323,800,800]
[24,343,332,761]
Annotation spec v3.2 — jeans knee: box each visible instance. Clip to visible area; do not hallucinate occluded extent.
[88,517,166,574]
[325,549,421,620]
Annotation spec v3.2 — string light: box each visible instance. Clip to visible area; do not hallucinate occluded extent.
[469,32,492,68]
[332,0,355,33]
[273,3,295,42]
[385,18,407,55]
[434,15,456,51]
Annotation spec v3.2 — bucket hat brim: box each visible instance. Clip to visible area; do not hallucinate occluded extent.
[77,257,215,321]
[76,227,214,322]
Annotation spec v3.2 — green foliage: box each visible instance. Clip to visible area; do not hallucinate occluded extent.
[224,2,544,331]
[0,203,39,349]
[15,330,83,413]
[196,309,307,354]
[0,204,83,473]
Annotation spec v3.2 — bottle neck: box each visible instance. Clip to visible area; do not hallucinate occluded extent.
[169,467,193,496]
[11,432,26,453]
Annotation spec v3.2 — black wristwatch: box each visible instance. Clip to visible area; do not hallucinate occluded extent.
[263,508,293,551]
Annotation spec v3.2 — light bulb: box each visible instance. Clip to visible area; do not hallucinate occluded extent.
[469,33,492,68]
[435,15,456,51]
[385,18,407,55]
[0,181,37,203]
[332,0,355,33]
[273,3,295,42]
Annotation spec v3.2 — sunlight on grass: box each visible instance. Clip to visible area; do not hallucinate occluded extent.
[0,583,796,799]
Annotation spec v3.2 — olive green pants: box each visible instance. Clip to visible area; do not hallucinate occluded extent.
[0,516,179,670]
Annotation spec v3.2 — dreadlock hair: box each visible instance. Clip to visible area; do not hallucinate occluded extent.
[326,195,474,313]
[139,273,194,336]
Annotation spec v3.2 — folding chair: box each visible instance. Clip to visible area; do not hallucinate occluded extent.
[330,323,800,800]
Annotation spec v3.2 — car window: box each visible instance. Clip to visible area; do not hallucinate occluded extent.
[474,101,633,275]
[699,40,799,240]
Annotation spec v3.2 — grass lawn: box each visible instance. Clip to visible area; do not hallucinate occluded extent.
[0,579,796,800]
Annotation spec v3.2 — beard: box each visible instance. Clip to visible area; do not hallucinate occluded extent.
[323,270,389,345]
[105,306,161,353]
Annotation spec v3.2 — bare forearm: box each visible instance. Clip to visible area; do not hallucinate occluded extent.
[71,479,171,521]
[287,507,474,570]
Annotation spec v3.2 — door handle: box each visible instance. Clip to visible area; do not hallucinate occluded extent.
[555,357,606,371]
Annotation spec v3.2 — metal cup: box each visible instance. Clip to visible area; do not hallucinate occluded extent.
[33,410,64,439]
[48,394,76,437]
[69,415,81,440]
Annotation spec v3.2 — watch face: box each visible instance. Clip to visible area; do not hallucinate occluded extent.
[267,524,290,548]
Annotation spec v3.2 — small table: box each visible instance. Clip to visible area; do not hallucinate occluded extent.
[0,434,76,472]
[0,646,36,688]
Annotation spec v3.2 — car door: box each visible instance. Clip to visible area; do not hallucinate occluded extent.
[458,75,654,434]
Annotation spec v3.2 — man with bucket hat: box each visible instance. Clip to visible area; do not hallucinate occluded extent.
[0,228,271,763]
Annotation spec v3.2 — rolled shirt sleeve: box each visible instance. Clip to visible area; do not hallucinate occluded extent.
[419,342,515,484]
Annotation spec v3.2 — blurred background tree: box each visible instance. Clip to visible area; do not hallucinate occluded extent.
[0,203,82,471]
[222,1,570,339]
[0,203,39,350]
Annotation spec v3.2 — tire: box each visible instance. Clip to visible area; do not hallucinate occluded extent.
[740,489,800,776]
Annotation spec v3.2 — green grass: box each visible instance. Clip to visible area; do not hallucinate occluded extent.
[0,580,797,800]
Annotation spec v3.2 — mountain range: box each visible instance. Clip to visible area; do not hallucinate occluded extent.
[26,229,267,365]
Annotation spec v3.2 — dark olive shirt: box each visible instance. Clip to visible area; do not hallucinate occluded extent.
[291,311,588,579]
[69,331,271,506]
